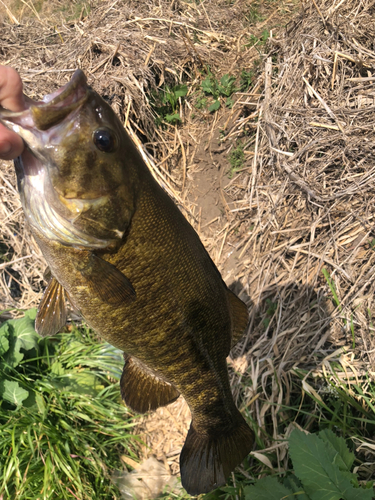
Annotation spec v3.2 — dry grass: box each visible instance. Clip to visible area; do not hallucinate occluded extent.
[1,0,375,486]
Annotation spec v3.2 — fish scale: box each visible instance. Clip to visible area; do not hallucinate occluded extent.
[0,68,254,495]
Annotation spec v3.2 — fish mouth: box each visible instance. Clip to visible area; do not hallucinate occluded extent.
[0,69,88,133]
[0,71,115,248]
[0,69,90,192]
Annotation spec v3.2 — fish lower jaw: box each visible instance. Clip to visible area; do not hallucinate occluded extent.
[23,188,112,249]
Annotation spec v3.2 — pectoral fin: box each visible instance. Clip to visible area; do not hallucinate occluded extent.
[35,276,68,337]
[120,355,180,413]
[227,289,249,348]
[76,253,136,305]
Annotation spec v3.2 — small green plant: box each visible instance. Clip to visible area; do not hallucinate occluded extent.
[151,83,188,125]
[195,94,208,110]
[245,3,265,24]
[245,30,269,49]
[244,428,374,499]
[322,268,342,311]
[262,298,278,328]
[240,68,255,91]
[200,71,237,112]
[0,309,138,500]
[228,142,245,178]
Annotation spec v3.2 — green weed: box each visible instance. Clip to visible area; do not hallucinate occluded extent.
[322,267,342,311]
[199,71,237,112]
[0,310,138,500]
[150,83,188,126]
[245,29,270,49]
[245,3,265,24]
[228,142,245,178]
[262,298,278,328]
[244,429,373,499]
[240,68,255,91]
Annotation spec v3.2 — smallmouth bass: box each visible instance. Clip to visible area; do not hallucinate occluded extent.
[0,69,253,495]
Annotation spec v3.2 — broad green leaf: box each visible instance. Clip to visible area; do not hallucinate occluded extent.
[202,77,214,95]
[244,476,295,500]
[0,325,10,356]
[226,97,234,108]
[219,74,236,95]
[318,429,354,471]
[173,84,188,99]
[2,313,39,368]
[3,331,24,367]
[24,308,37,320]
[12,314,39,351]
[220,74,230,86]
[0,320,10,336]
[51,361,65,375]
[165,113,181,123]
[289,429,373,500]
[1,380,29,406]
[208,100,221,112]
[283,475,311,500]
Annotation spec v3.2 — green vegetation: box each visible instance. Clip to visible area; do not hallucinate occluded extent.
[245,2,265,24]
[196,71,237,112]
[0,310,138,500]
[200,369,375,500]
[322,267,342,312]
[151,84,188,126]
[228,141,245,178]
[245,29,270,49]
[262,298,278,328]
[244,429,373,499]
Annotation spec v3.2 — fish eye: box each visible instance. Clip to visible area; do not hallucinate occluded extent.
[93,128,117,153]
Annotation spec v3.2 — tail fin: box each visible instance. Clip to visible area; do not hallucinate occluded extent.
[180,413,253,495]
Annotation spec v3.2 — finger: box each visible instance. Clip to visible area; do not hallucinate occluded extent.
[0,66,25,112]
[0,66,25,160]
[0,122,24,160]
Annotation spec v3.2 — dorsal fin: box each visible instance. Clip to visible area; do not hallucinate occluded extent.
[120,355,180,413]
[35,277,67,337]
[227,289,249,348]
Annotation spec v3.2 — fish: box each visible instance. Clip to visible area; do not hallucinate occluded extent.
[0,69,254,495]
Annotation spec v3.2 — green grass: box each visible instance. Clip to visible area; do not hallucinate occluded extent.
[0,310,139,500]
[1,313,374,499]
[227,141,245,178]
[198,366,375,499]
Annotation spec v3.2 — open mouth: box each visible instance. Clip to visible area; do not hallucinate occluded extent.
[0,69,89,133]
[0,69,89,179]
[29,69,89,130]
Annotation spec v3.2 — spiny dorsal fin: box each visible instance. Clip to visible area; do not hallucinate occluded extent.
[35,277,67,337]
[227,289,249,348]
[120,355,180,413]
[76,253,136,305]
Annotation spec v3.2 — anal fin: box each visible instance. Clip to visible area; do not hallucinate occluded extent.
[227,289,249,348]
[35,277,68,337]
[120,355,179,413]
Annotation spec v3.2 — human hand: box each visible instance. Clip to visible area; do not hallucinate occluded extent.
[0,66,25,160]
